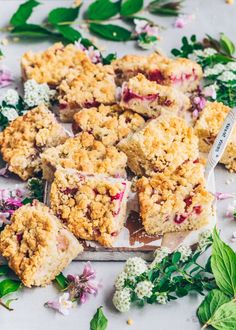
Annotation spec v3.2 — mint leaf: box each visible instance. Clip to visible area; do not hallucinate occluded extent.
[197,289,230,325]
[56,25,82,42]
[0,279,21,298]
[11,24,54,37]
[89,23,131,41]
[0,265,11,277]
[208,300,236,330]
[211,228,236,297]
[120,0,143,17]
[55,273,69,290]
[87,0,120,21]
[48,7,80,25]
[220,34,235,56]
[10,0,40,27]
[90,306,108,330]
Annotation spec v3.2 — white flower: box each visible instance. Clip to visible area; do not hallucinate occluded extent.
[197,229,212,252]
[217,70,236,82]
[225,61,236,71]
[134,280,154,299]
[45,293,73,316]
[150,247,170,268]
[24,79,55,108]
[177,245,192,262]
[156,292,168,304]
[203,48,217,57]
[202,84,217,99]
[85,47,101,64]
[1,107,18,121]
[74,39,86,51]
[113,288,131,313]
[134,19,159,36]
[204,67,216,77]
[1,89,19,105]
[204,64,225,77]
[193,50,205,57]
[124,257,147,277]
[115,271,128,290]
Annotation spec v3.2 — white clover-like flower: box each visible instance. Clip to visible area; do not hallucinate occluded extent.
[193,49,204,57]
[134,280,154,299]
[197,229,212,252]
[124,257,147,277]
[203,48,217,57]
[112,288,131,313]
[217,70,236,82]
[225,61,236,71]
[24,79,55,108]
[177,245,192,262]
[114,271,128,290]
[1,89,19,105]
[203,67,216,77]
[150,247,170,268]
[1,107,18,121]
[204,64,225,77]
[156,292,168,304]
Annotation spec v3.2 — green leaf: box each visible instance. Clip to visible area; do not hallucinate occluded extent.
[102,53,117,65]
[211,228,236,297]
[11,24,54,37]
[56,25,82,42]
[0,279,21,298]
[90,306,108,330]
[89,23,131,41]
[120,0,143,17]
[220,34,235,56]
[87,0,120,21]
[10,0,40,27]
[48,6,80,25]
[0,265,11,277]
[197,289,230,325]
[172,252,181,264]
[55,273,69,290]
[27,178,44,202]
[209,300,236,330]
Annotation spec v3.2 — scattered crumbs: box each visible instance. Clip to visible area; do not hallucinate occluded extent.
[225,178,234,185]
[127,319,133,326]
[226,0,234,4]
[0,38,8,46]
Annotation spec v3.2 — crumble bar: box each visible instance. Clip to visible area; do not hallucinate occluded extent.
[194,101,236,172]
[118,114,199,176]
[58,62,116,122]
[0,201,83,287]
[0,105,68,180]
[21,42,91,86]
[120,74,190,118]
[41,132,127,181]
[136,160,213,235]
[112,53,202,92]
[50,168,131,247]
[72,104,146,146]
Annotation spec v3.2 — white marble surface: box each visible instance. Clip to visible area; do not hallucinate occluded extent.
[0,1,236,329]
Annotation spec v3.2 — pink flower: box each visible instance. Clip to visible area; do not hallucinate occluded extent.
[192,109,200,119]
[45,293,73,315]
[134,19,159,37]
[216,192,234,200]
[0,164,8,177]
[225,199,236,219]
[6,198,23,207]
[203,85,217,99]
[85,47,101,64]
[174,14,195,29]
[0,65,14,88]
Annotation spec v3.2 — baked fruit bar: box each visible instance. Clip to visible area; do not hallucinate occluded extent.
[136,160,213,235]
[0,105,68,180]
[72,104,146,146]
[21,42,91,86]
[112,53,202,92]
[120,74,190,118]
[41,132,127,181]
[194,101,236,172]
[58,63,116,122]
[50,168,131,247]
[0,201,83,287]
[118,114,199,176]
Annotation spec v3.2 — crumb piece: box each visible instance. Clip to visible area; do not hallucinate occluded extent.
[127,319,133,325]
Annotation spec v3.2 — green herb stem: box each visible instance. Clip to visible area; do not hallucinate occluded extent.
[0,299,13,311]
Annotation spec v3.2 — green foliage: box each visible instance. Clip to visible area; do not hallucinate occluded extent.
[171,35,203,58]
[90,306,108,330]
[148,0,183,16]
[48,6,80,25]
[87,0,120,21]
[0,279,21,298]
[120,0,144,17]
[54,273,69,290]
[11,24,54,37]
[10,0,40,27]
[89,23,132,41]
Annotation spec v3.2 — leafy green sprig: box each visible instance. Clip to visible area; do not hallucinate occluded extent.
[0,264,21,311]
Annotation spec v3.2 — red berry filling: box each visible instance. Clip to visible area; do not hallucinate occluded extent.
[148,70,165,84]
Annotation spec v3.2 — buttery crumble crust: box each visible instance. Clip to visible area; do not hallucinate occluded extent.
[0,201,83,287]
[72,104,146,146]
[118,114,199,176]
[0,105,68,180]
[58,62,116,122]
[21,42,91,86]
[41,132,127,181]
[50,169,131,247]
[120,74,190,118]
[136,160,214,235]
[194,101,236,173]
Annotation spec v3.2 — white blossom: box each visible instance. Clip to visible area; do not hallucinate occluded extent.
[202,84,217,99]
[156,292,168,304]
[204,64,225,77]
[45,293,73,315]
[217,70,236,82]
[203,48,217,56]
[1,107,18,121]
[197,229,212,252]
[124,257,147,277]
[193,50,205,57]
[114,271,128,290]
[177,245,192,262]
[150,247,170,268]
[24,79,55,108]
[113,288,131,313]
[225,61,236,71]
[1,89,19,105]
[134,280,154,299]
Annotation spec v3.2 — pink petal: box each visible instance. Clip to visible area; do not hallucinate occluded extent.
[216,192,234,200]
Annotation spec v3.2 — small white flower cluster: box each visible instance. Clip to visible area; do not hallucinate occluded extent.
[177,245,192,262]
[0,88,20,122]
[1,89,19,105]
[189,48,217,60]
[124,257,148,277]
[150,247,170,268]
[197,229,212,252]
[135,280,154,299]
[156,292,168,305]
[112,287,131,313]
[203,62,236,83]
[114,271,128,290]
[24,79,56,108]
[134,19,159,50]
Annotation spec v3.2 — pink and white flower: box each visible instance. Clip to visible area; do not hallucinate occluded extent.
[225,199,236,219]
[0,65,14,88]
[174,14,195,29]
[75,40,101,64]
[45,293,73,316]
[134,19,159,37]
[203,85,217,100]
[215,192,234,200]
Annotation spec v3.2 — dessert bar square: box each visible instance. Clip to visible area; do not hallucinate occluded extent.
[0,201,83,287]
[72,104,146,146]
[0,105,68,180]
[41,132,127,181]
[120,74,190,118]
[118,114,199,176]
[58,63,116,122]
[136,161,214,235]
[194,101,236,172]
[50,168,131,247]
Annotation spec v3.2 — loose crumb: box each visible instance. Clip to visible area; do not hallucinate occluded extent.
[127,319,133,325]
[0,38,9,46]
[226,0,234,4]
